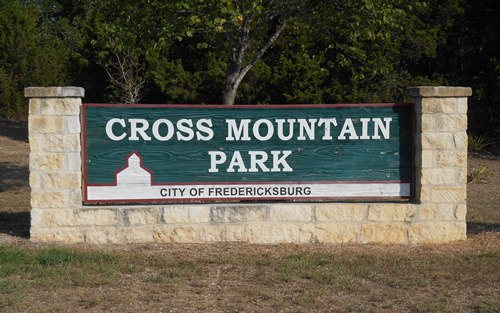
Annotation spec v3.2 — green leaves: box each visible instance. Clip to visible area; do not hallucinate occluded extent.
[0,0,74,118]
[1,0,497,141]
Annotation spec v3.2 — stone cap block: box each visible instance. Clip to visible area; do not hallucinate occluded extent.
[24,87,85,98]
[408,86,472,98]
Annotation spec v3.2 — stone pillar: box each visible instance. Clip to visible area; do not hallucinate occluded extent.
[408,86,471,243]
[25,87,85,242]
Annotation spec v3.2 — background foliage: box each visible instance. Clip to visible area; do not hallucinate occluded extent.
[0,0,497,135]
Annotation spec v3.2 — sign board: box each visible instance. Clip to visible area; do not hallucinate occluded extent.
[83,104,413,203]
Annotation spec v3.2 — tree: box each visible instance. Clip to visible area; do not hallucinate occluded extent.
[435,0,499,136]
[0,0,74,118]
[218,1,300,105]
[99,0,454,106]
[167,0,302,105]
[82,0,157,103]
[3,0,483,118]
[260,0,462,105]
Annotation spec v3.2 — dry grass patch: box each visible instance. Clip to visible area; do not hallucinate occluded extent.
[1,237,499,312]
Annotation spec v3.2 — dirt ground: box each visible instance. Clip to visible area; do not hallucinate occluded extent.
[0,119,499,312]
[467,153,500,230]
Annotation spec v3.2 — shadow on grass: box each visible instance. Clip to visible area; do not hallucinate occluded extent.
[0,212,30,238]
[0,163,29,192]
[467,222,500,234]
[0,119,28,143]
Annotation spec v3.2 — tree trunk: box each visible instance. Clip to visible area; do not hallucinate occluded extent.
[222,85,237,105]
[222,54,240,105]
[223,73,243,105]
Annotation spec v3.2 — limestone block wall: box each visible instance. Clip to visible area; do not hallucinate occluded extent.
[24,86,471,244]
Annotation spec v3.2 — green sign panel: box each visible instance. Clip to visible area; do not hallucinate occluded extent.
[83,104,413,203]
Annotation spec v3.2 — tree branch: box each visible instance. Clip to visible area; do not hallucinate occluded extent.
[237,19,287,84]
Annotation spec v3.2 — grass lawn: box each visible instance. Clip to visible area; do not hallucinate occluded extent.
[1,238,499,312]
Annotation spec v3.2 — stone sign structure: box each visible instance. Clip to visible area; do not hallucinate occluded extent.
[25,86,471,244]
